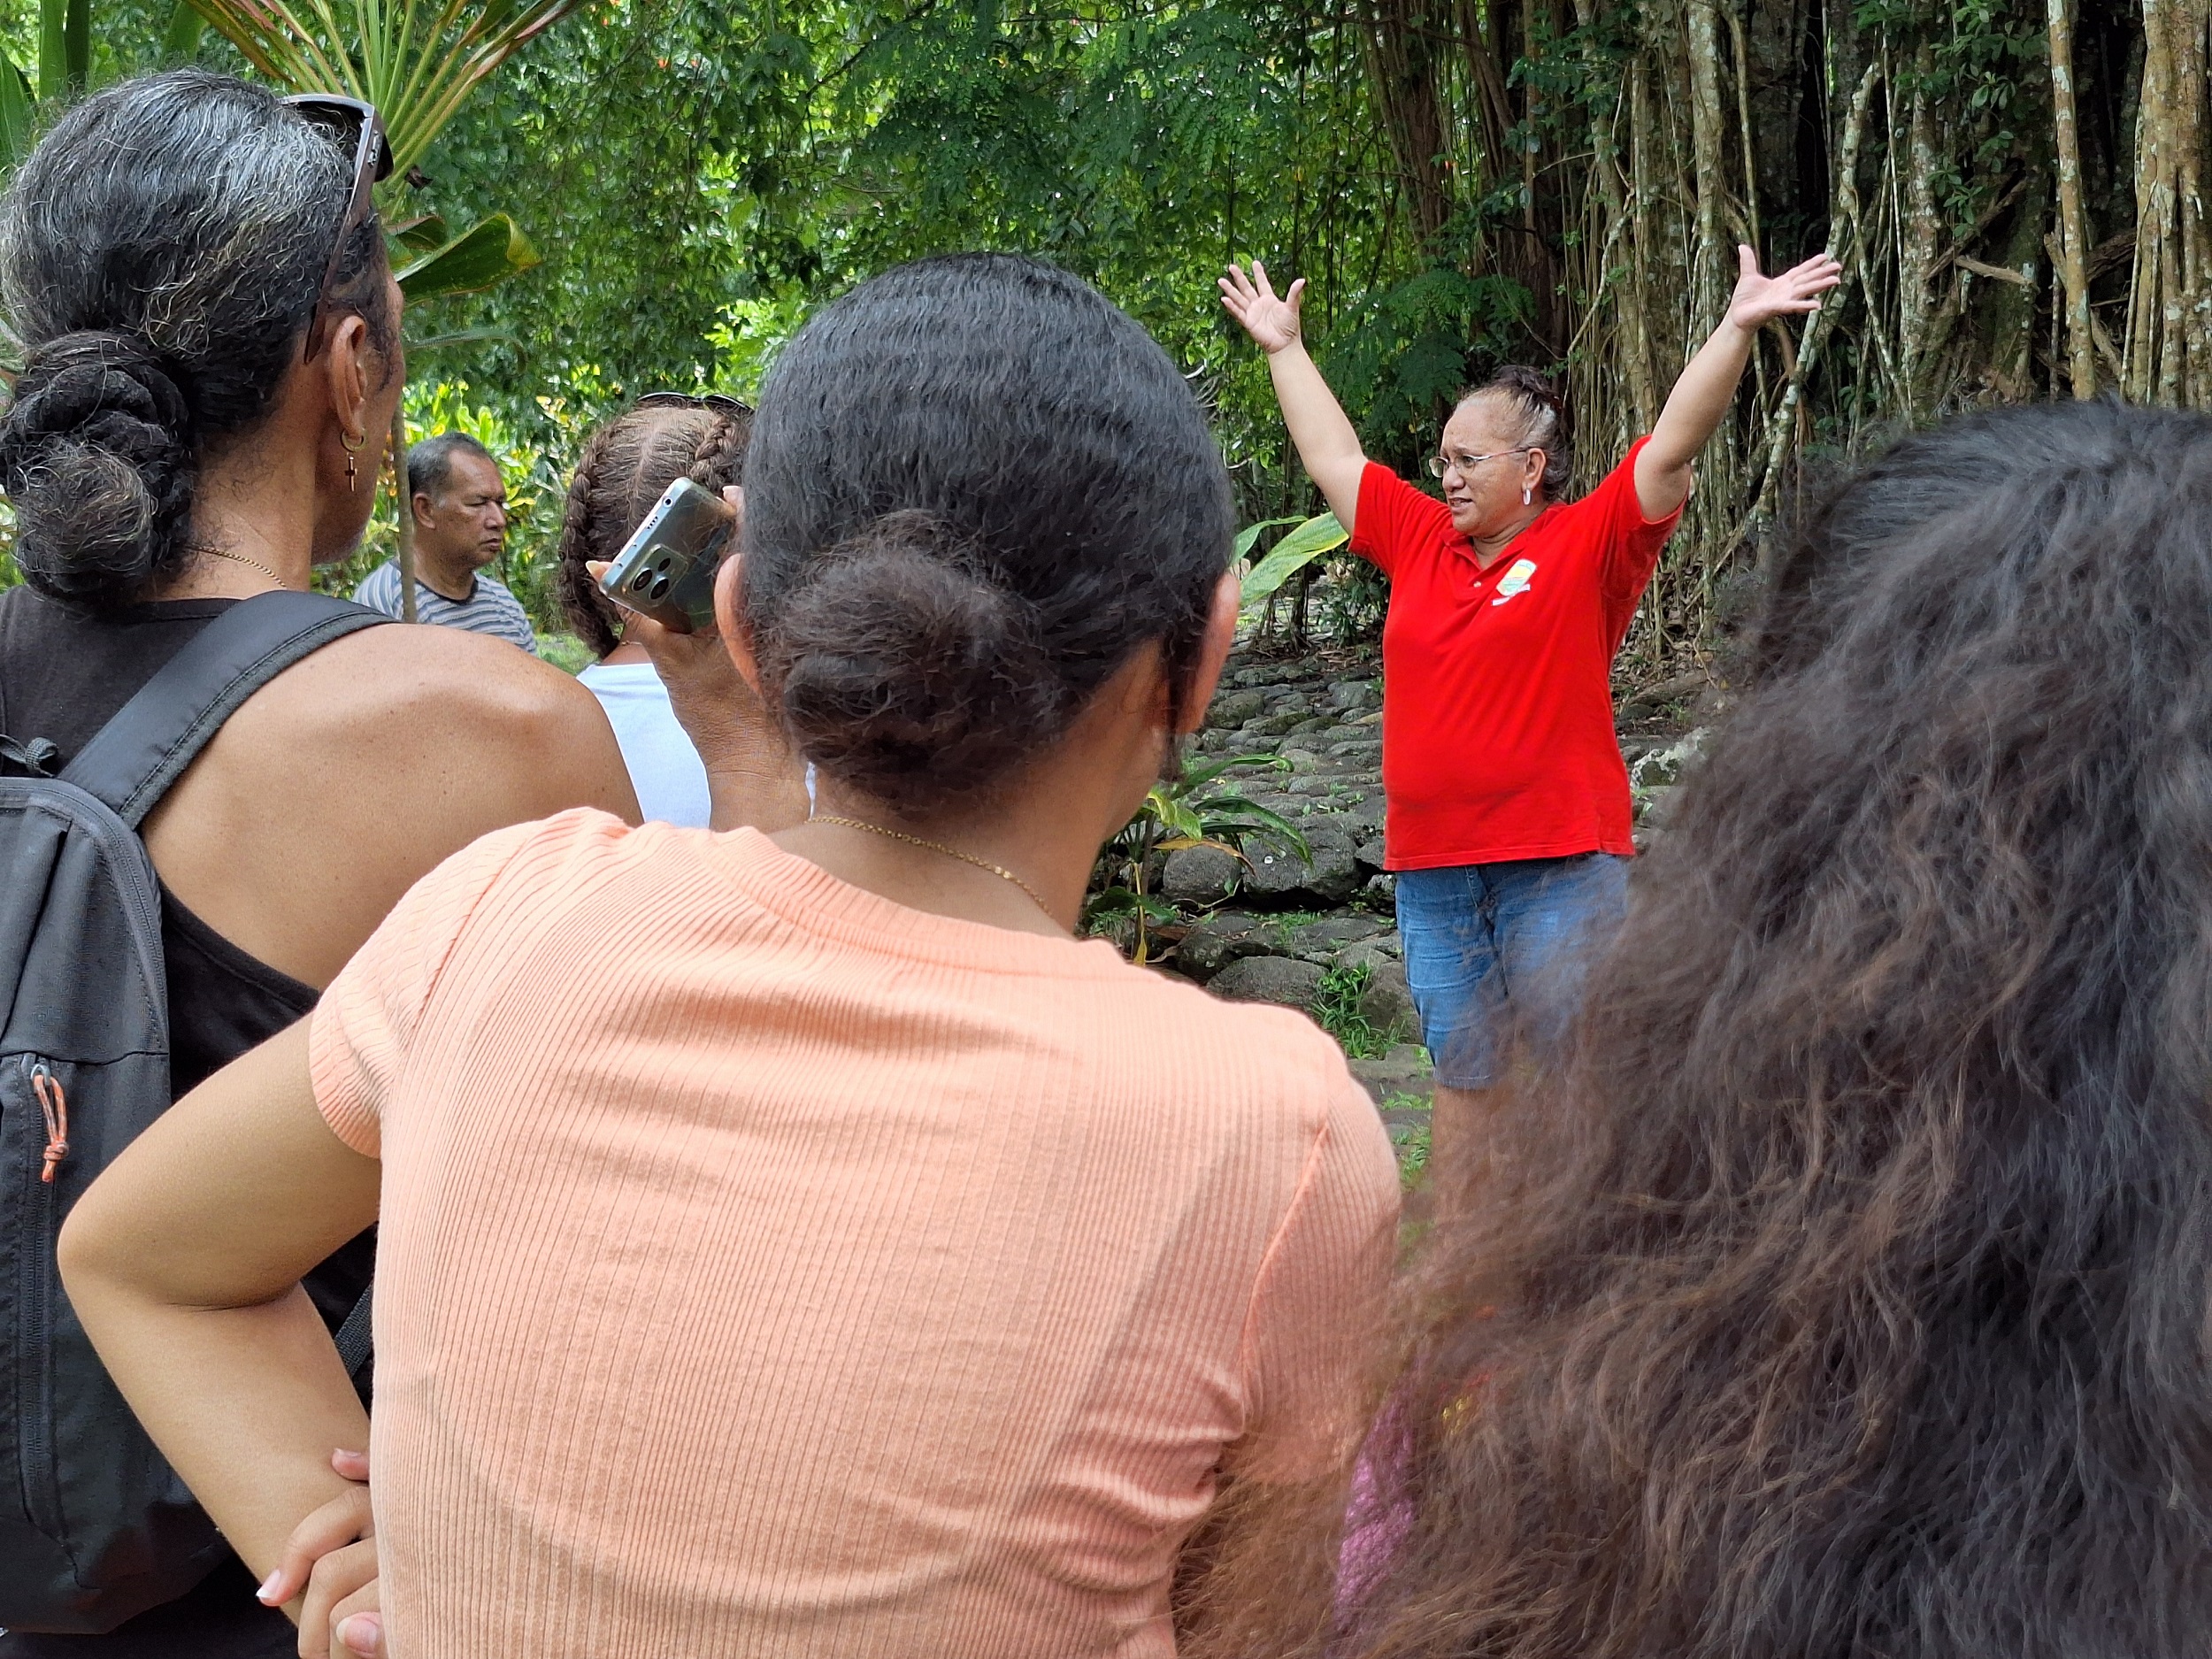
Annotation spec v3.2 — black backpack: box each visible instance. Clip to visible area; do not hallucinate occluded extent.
[0,590,386,1634]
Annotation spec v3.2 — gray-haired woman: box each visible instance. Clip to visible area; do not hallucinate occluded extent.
[0,71,637,1658]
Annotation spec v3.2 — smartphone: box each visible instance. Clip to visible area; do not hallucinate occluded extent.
[595,477,735,634]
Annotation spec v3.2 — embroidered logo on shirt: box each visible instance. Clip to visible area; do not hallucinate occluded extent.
[1491,557,1539,605]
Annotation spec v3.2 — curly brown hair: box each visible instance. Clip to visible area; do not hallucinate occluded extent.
[1185,399,2212,1659]
[554,397,752,657]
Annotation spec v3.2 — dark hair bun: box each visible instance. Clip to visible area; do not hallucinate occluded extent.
[742,254,1232,817]
[1490,364,1563,414]
[1472,363,1572,494]
[0,330,194,608]
[764,511,1063,814]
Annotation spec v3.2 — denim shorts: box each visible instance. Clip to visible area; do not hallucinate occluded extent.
[1394,853,1630,1089]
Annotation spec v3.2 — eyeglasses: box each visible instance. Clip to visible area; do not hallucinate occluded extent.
[635,391,752,417]
[282,94,391,357]
[1426,446,1532,479]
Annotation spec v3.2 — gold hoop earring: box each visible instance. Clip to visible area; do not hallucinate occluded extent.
[342,429,367,493]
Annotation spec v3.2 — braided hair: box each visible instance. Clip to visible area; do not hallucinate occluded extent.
[554,400,753,657]
[0,71,395,608]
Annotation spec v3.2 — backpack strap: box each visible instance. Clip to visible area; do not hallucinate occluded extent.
[60,591,389,827]
[334,1283,374,1381]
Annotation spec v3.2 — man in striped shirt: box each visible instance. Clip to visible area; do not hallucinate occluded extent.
[353,432,538,653]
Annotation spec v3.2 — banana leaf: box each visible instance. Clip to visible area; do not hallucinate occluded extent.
[1233,514,1301,564]
[1240,511,1348,608]
[162,0,207,60]
[41,0,86,101]
[389,211,450,251]
[395,212,537,301]
[0,54,32,173]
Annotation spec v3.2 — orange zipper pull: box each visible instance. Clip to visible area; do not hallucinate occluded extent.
[31,1069,67,1184]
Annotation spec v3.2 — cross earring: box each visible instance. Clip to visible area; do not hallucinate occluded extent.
[342,430,367,492]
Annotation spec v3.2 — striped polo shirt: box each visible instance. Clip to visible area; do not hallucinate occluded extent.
[352,561,538,654]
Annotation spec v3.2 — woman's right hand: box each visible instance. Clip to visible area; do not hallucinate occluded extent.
[257,1448,384,1658]
[1218,261,1308,355]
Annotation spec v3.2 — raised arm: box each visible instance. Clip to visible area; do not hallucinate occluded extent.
[57,1023,377,1646]
[1220,262,1368,535]
[1634,246,1843,520]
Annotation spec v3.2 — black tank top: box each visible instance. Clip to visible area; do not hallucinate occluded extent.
[0,584,369,1658]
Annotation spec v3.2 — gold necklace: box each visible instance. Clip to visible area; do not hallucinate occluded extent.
[193,543,285,585]
[810,815,1053,917]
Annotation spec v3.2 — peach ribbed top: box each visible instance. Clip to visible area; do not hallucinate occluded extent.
[309,810,1399,1658]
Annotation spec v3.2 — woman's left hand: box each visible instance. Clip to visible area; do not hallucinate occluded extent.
[257,1448,384,1657]
[1725,246,1842,334]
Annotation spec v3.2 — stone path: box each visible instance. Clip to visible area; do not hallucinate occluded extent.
[1113,641,1709,1146]
[1143,648,1429,1103]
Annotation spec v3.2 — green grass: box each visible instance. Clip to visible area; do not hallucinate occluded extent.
[1380,1095,1431,1187]
[1315,962,1399,1059]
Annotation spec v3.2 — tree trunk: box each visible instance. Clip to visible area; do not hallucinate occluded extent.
[1573,0,1656,427]
[1685,0,1732,340]
[1744,58,1882,539]
[391,404,417,624]
[2047,0,2097,397]
[1363,0,1454,247]
[2127,0,2177,402]
[1897,42,1941,417]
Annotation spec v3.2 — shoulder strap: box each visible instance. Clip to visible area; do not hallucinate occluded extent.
[60,591,390,827]
[334,1283,374,1381]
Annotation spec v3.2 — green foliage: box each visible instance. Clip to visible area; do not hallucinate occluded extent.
[1240,511,1348,610]
[1094,752,1310,963]
[396,211,539,302]
[536,631,593,672]
[1313,961,1400,1060]
[184,0,585,178]
[377,0,1480,530]
[1323,267,1529,457]
[1385,1102,1430,1187]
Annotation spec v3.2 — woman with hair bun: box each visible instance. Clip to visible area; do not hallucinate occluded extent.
[61,252,1402,1659]
[0,69,637,1659]
[1222,247,1839,1194]
[553,393,809,830]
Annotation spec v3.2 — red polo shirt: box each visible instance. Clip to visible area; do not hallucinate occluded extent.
[1350,438,1681,871]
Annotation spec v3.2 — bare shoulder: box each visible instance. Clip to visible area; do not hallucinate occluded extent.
[142,623,636,986]
[285,623,603,729]
[204,621,637,825]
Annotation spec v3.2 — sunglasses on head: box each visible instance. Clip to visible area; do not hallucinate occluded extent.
[635,391,752,417]
[283,94,392,356]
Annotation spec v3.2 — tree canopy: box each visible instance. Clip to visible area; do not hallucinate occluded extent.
[0,0,2194,668]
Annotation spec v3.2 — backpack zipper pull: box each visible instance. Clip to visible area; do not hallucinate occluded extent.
[30,1066,66,1183]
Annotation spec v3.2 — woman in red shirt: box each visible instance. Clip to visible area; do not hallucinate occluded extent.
[1220,247,1839,1192]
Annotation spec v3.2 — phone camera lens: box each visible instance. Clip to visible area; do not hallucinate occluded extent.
[629,570,653,592]
[654,554,674,572]
[649,575,672,600]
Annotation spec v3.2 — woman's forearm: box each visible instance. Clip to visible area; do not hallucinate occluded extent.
[1265,342,1369,534]
[1636,319,1756,518]
[70,1285,370,1590]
